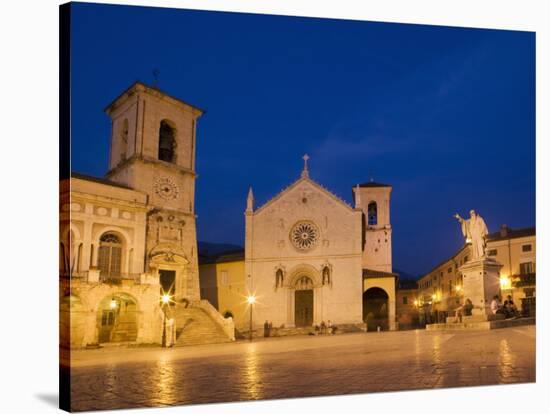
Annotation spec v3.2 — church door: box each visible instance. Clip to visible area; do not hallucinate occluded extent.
[295,290,314,327]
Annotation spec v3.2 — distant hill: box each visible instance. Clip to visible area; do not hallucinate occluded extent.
[393,268,418,281]
[198,241,243,257]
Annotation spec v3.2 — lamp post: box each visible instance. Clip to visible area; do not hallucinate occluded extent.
[247,295,256,341]
[161,293,171,348]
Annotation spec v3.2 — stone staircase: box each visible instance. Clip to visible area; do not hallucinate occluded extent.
[170,302,234,346]
[426,316,535,331]
[111,312,138,342]
[265,323,365,338]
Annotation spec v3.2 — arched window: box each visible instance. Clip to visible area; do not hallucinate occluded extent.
[98,233,122,277]
[158,120,176,163]
[367,201,377,226]
[120,119,129,162]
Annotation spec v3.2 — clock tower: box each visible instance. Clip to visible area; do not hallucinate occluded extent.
[105,82,204,301]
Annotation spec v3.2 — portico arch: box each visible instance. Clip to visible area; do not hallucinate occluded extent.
[363,287,389,331]
[96,292,139,343]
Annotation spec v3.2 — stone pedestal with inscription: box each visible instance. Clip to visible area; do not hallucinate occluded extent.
[460,258,503,319]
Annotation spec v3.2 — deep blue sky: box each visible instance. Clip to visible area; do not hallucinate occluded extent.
[70,3,535,277]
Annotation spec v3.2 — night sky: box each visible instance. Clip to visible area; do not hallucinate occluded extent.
[70,3,535,277]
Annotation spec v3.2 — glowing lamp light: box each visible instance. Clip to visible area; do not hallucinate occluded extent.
[109,298,117,309]
[431,294,437,301]
[413,300,419,307]
[161,294,171,305]
[247,295,256,305]
[455,285,462,292]
[500,276,511,290]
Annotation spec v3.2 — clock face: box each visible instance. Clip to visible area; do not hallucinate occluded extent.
[154,177,180,200]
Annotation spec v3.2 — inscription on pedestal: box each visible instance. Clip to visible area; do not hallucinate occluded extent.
[460,258,502,316]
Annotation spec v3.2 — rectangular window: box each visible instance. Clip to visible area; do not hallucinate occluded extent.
[220,270,228,286]
[463,255,469,263]
[520,262,534,275]
[403,296,408,305]
[487,249,497,256]
[447,267,452,273]
[522,244,532,252]
[101,311,115,326]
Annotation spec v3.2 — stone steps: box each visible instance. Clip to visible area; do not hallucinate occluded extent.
[170,306,233,346]
[426,317,535,331]
[111,314,138,342]
[256,323,365,338]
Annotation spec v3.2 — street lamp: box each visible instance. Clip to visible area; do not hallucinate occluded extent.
[109,298,117,309]
[500,276,511,290]
[161,293,172,348]
[247,295,256,341]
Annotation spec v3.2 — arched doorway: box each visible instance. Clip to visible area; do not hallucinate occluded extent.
[363,287,389,331]
[97,293,138,343]
[294,276,314,327]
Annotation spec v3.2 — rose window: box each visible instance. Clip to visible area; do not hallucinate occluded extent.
[290,221,319,250]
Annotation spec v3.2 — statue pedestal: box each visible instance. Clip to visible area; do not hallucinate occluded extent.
[460,258,503,317]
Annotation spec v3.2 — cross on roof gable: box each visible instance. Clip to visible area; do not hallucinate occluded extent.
[253,175,355,214]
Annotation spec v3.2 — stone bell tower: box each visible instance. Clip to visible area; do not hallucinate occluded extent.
[353,180,393,273]
[105,82,204,301]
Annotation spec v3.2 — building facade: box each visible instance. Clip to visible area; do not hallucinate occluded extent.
[60,83,235,348]
[417,225,536,319]
[199,250,249,329]
[199,159,398,334]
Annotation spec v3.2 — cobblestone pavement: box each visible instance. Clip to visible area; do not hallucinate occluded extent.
[67,326,536,411]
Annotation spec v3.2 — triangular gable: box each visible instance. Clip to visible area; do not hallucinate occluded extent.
[254,176,355,215]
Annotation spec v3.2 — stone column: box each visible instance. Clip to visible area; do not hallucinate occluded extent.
[460,258,503,319]
[389,297,396,331]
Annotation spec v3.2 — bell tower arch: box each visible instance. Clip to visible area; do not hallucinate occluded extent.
[353,181,393,273]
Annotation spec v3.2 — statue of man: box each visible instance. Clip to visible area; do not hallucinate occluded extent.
[454,209,489,260]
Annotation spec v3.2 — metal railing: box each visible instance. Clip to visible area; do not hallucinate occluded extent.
[99,273,141,284]
[512,272,536,288]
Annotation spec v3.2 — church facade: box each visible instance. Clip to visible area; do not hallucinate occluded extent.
[223,158,398,333]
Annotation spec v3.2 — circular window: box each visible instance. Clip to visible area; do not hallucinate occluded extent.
[290,221,319,251]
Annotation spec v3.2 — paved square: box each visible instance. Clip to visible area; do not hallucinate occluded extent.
[66,326,536,411]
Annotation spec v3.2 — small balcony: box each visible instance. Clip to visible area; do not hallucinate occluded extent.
[59,270,142,285]
[512,272,536,288]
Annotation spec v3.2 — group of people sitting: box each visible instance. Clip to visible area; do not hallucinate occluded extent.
[313,320,337,335]
[491,295,521,319]
[453,294,520,322]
